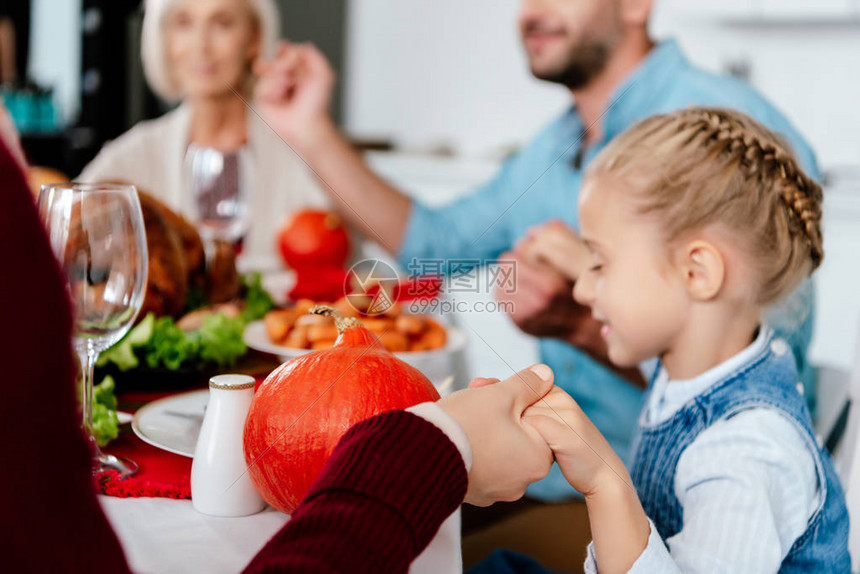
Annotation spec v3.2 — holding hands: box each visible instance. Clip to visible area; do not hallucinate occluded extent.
[438,365,556,507]
[494,219,587,333]
[516,219,591,282]
[498,221,647,386]
[523,386,632,498]
[494,221,605,356]
[452,367,649,572]
[457,365,630,501]
[494,221,588,343]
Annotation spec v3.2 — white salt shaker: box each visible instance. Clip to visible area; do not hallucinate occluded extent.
[191,374,266,516]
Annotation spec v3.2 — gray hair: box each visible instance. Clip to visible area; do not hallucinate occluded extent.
[141,0,280,102]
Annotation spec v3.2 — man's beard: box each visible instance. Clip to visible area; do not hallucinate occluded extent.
[532,39,614,89]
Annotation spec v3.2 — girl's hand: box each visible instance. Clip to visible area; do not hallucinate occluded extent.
[517,220,591,281]
[523,386,632,498]
[438,365,555,507]
[525,388,651,573]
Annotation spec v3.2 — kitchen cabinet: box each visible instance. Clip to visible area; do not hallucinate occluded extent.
[656,0,859,22]
[759,0,857,21]
[656,0,752,21]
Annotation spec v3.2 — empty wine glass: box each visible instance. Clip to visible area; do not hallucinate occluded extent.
[185,144,248,255]
[38,183,148,478]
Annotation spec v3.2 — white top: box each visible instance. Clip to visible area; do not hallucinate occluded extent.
[585,326,821,573]
[79,103,332,270]
[405,402,471,574]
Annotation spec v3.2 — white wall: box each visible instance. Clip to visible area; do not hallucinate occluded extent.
[28,0,860,164]
[812,181,860,371]
[650,6,860,170]
[28,0,82,125]
[344,0,570,156]
[346,1,860,168]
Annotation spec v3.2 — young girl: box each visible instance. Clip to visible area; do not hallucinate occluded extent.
[524,107,850,572]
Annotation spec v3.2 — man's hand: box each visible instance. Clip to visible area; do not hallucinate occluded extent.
[519,219,591,281]
[495,249,572,335]
[252,41,414,251]
[438,364,555,507]
[254,41,337,148]
[498,221,592,338]
[495,248,607,356]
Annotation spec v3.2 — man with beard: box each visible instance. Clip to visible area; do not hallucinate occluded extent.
[254,0,819,569]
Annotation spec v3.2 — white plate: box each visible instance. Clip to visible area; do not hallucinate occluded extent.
[243,320,466,360]
[131,390,209,458]
[243,320,467,391]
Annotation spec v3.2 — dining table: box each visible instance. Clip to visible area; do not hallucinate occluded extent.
[100,495,288,573]
[97,349,463,574]
[96,351,284,573]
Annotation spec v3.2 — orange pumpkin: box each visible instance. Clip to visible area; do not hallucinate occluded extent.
[243,306,440,514]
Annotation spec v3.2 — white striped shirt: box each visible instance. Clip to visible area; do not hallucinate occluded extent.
[586,327,820,573]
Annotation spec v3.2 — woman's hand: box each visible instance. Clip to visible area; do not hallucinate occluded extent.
[254,41,336,148]
[517,220,591,281]
[467,376,501,388]
[438,365,555,507]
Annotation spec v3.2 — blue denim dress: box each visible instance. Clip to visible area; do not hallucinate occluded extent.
[629,330,850,571]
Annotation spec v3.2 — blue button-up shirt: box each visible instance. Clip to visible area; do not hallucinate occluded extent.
[398,40,820,500]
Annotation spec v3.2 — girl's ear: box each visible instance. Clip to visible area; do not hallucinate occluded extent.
[679,240,725,301]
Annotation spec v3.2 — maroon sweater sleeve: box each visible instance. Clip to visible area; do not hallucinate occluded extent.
[243,410,468,573]
[0,142,131,573]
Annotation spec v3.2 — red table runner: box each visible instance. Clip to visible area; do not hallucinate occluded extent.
[96,428,193,498]
[96,380,265,499]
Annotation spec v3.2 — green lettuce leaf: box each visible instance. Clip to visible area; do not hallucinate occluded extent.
[96,313,156,371]
[144,316,198,370]
[98,273,272,372]
[194,313,247,367]
[241,272,275,323]
[93,376,120,447]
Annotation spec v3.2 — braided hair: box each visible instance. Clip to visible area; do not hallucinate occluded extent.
[588,107,823,305]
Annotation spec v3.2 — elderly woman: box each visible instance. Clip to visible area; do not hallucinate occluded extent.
[80,0,329,269]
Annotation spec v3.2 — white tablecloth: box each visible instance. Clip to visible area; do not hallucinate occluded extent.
[99,496,288,574]
[101,496,462,574]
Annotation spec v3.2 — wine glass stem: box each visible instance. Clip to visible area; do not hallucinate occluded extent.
[77,343,103,457]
